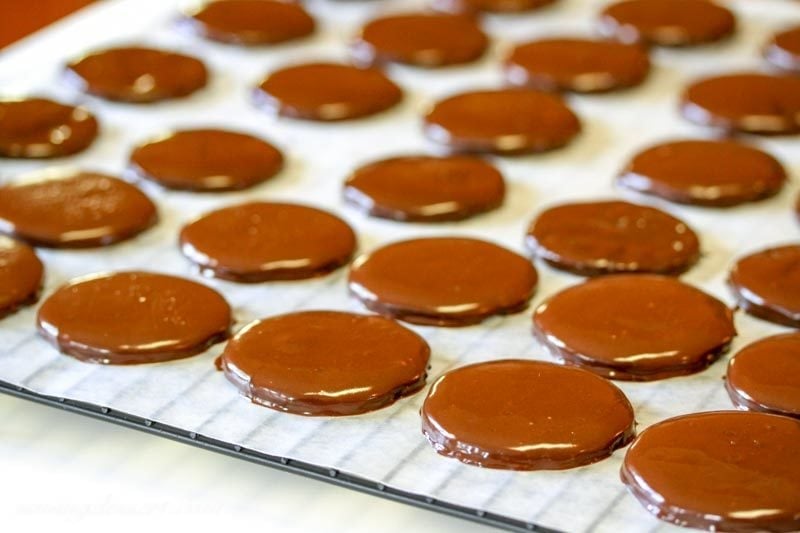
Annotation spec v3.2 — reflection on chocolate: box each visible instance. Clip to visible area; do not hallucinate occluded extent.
[617,139,787,207]
[729,245,800,328]
[431,0,557,13]
[129,129,283,192]
[253,62,402,121]
[66,46,208,103]
[421,360,635,470]
[218,311,430,416]
[681,73,800,135]
[182,0,315,46]
[533,275,736,380]
[348,237,537,327]
[344,155,505,222]
[0,236,43,319]
[180,201,356,282]
[765,26,800,74]
[37,272,231,364]
[423,89,580,155]
[598,0,735,47]
[0,98,98,158]
[526,200,700,276]
[621,411,800,532]
[0,170,157,248]
[352,13,487,68]
[505,38,650,93]
[726,333,800,419]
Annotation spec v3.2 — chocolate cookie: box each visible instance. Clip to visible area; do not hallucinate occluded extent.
[0,236,43,319]
[729,245,800,328]
[0,98,98,158]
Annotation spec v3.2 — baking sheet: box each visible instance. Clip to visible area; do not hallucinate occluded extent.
[0,0,798,531]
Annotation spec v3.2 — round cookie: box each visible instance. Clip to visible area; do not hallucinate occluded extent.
[617,139,787,207]
[621,411,800,532]
[344,155,505,222]
[526,200,700,276]
[129,129,283,192]
[179,201,356,282]
[532,274,736,380]
[505,38,650,93]
[431,0,557,14]
[65,46,208,103]
[0,98,98,158]
[726,333,800,418]
[729,245,800,328]
[253,62,403,121]
[597,0,736,47]
[352,13,488,68]
[37,272,231,364]
[181,0,315,46]
[423,89,580,155]
[421,360,635,470]
[0,236,43,319]
[348,237,537,327]
[218,311,430,416]
[681,73,800,135]
[0,170,157,248]
[765,26,800,74]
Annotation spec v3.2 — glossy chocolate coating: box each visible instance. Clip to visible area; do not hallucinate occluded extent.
[505,38,650,93]
[617,139,787,207]
[598,0,735,47]
[431,0,557,14]
[421,360,635,470]
[66,46,208,103]
[218,311,430,416]
[37,272,231,364]
[424,89,580,155]
[0,236,43,319]
[348,237,537,327]
[533,275,736,380]
[129,129,283,192]
[621,411,800,532]
[253,62,403,121]
[0,98,98,158]
[526,200,700,276]
[681,73,800,135]
[352,13,488,68]
[182,0,315,46]
[765,26,800,74]
[344,155,505,222]
[0,170,157,248]
[179,201,356,282]
[729,245,800,328]
[726,333,800,419]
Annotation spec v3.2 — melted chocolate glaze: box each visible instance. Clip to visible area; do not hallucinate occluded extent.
[621,411,800,532]
[526,200,700,276]
[597,0,736,47]
[66,46,208,103]
[348,237,538,327]
[218,311,430,416]
[423,89,581,155]
[431,0,557,14]
[729,245,800,328]
[617,139,787,207]
[681,73,800,135]
[533,274,736,380]
[37,272,231,364]
[0,170,157,248]
[0,98,98,158]
[726,333,800,419]
[129,129,284,192]
[343,155,505,222]
[505,38,650,93]
[253,62,403,121]
[421,359,636,470]
[0,236,43,319]
[180,201,357,282]
[765,26,800,74]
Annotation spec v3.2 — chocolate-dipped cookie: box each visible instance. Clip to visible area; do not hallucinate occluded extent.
[431,0,557,13]
[0,98,98,158]
[729,245,800,328]
[764,26,800,74]
[0,236,43,319]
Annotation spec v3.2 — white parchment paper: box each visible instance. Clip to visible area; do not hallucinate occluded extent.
[0,0,798,530]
